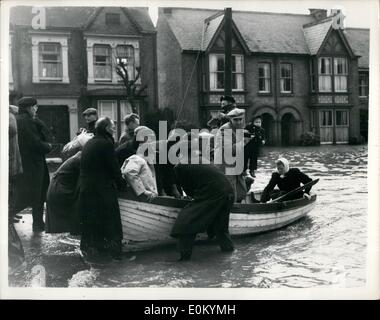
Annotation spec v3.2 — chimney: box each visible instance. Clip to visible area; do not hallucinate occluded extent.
[309,8,328,20]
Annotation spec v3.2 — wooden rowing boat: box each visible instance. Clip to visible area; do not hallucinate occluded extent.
[118,191,317,251]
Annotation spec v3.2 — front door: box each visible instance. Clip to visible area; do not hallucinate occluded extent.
[36,105,70,144]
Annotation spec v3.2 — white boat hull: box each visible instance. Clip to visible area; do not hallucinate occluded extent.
[118,193,317,251]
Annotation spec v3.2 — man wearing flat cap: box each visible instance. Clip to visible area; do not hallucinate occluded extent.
[81,108,98,134]
[13,97,52,231]
[207,95,237,129]
[214,107,248,203]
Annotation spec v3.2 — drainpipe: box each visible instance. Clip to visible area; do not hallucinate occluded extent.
[274,56,280,145]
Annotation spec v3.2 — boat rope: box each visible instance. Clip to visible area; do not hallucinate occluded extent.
[174,20,207,127]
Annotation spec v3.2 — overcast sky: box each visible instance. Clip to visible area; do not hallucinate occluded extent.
[146,0,374,28]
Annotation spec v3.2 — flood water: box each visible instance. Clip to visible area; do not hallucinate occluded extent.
[9,145,368,289]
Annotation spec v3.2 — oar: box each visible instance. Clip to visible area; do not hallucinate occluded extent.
[271,179,319,203]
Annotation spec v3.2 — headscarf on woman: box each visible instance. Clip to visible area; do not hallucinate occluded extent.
[276,157,290,178]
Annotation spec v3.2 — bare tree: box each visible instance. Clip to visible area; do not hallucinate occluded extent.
[115,62,147,113]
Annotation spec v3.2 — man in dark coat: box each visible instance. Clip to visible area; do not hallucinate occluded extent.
[78,117,125,260]
[260,158,313,203]
[14,97,52,231]
[170,136,235,261]
[207,95,236,129]
[118,113,140,146]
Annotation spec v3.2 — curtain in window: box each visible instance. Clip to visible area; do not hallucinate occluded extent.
[334,58,347,92]
[233,55,244,90]
[98,100,116,120]
[318,58,332,92]
[259,63,270,92]
[209,55,218,90]
[39,43,62,78]
[94,45,112,79]
[280,64,292,92]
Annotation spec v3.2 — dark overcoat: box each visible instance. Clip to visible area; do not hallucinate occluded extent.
[260,168,313,203]
[171,163,234,237]
[78,132,124,252]
[46,151,82,234]
[14,111,51,209]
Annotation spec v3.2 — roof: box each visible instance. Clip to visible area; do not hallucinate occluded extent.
[303,19,332,54]
[159,7,316,54]
[345,28,370,68]
[10,6,155,32]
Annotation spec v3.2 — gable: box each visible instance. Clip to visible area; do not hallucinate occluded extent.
[319,29,353,56]
[85,7,140,35]
[209,27,246,53]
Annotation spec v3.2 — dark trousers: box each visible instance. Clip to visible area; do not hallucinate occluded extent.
[178,231,233,254]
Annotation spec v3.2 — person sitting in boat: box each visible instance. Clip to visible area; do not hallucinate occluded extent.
[46,131,94,235]
[260,158,313,203]
[121,126,158,201]
[170,133,235,261]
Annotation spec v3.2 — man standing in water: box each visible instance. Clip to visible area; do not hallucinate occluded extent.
[214,108,248,203]
[171,134,235,261]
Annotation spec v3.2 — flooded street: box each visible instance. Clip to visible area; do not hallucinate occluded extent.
[9,145,368,288]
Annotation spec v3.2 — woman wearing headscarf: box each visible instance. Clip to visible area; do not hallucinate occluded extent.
[260,158,313,203]
[121,126,158,201]
[45,132,94,235]
[78,117,125,260]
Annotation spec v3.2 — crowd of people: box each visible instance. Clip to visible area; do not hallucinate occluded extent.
[8,95,314,270]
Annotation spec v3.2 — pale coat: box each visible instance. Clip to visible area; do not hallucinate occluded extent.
[213,122,246,202]
[121,154,157,196]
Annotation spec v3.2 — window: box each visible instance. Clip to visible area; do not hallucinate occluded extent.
[359,72,369,97]
[39,43,62,79]
[93,45,112,80]
[105,13,120,25]
[320,110,333,127]
[258,63,270,93]
[209,54,244,91]
[318,57,332,92]
[280,63,292,93]
[335,110,349,126]
[31,34,69,83]
[334,58,348,92]
[116,45,135,80]
[98,100,117,120]
[310,60,316,92]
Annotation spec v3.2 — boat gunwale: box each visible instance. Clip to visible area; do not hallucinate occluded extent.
[118,191,317,214]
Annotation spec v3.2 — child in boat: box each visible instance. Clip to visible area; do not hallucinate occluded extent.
[260,158,313,203]
[244,115,266,178]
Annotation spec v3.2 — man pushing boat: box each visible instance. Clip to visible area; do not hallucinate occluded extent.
[170,133,235,261]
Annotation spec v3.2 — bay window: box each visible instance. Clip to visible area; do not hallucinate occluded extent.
[334,58,348,92]
[116,45,135,80]
[93,44,112,80]
[209,54,244,91]
[39,43,62,79]
[318,57,332,92]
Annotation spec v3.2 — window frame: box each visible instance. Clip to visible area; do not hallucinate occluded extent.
[38,42,63,80]
[333,57,348,93]
[258,62,271,93]
[318,57,332,93]
[279,62,293,94]
[209,53,245,91]
[93,44,112,81]
[116,45,135,81]
[335,109,349,127]
[30,33,70,84]
[319,109,334,128]
[358,72,369,98]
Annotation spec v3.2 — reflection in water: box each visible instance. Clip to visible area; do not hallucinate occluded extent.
[10,145,367,288]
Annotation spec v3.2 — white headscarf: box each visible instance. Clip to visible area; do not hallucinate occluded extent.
[276,157,290,178]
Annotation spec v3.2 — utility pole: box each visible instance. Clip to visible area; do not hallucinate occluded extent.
[224,7,232,97]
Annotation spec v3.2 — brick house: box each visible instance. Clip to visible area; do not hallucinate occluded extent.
[9,6,157,145]
[157,7,369,145]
